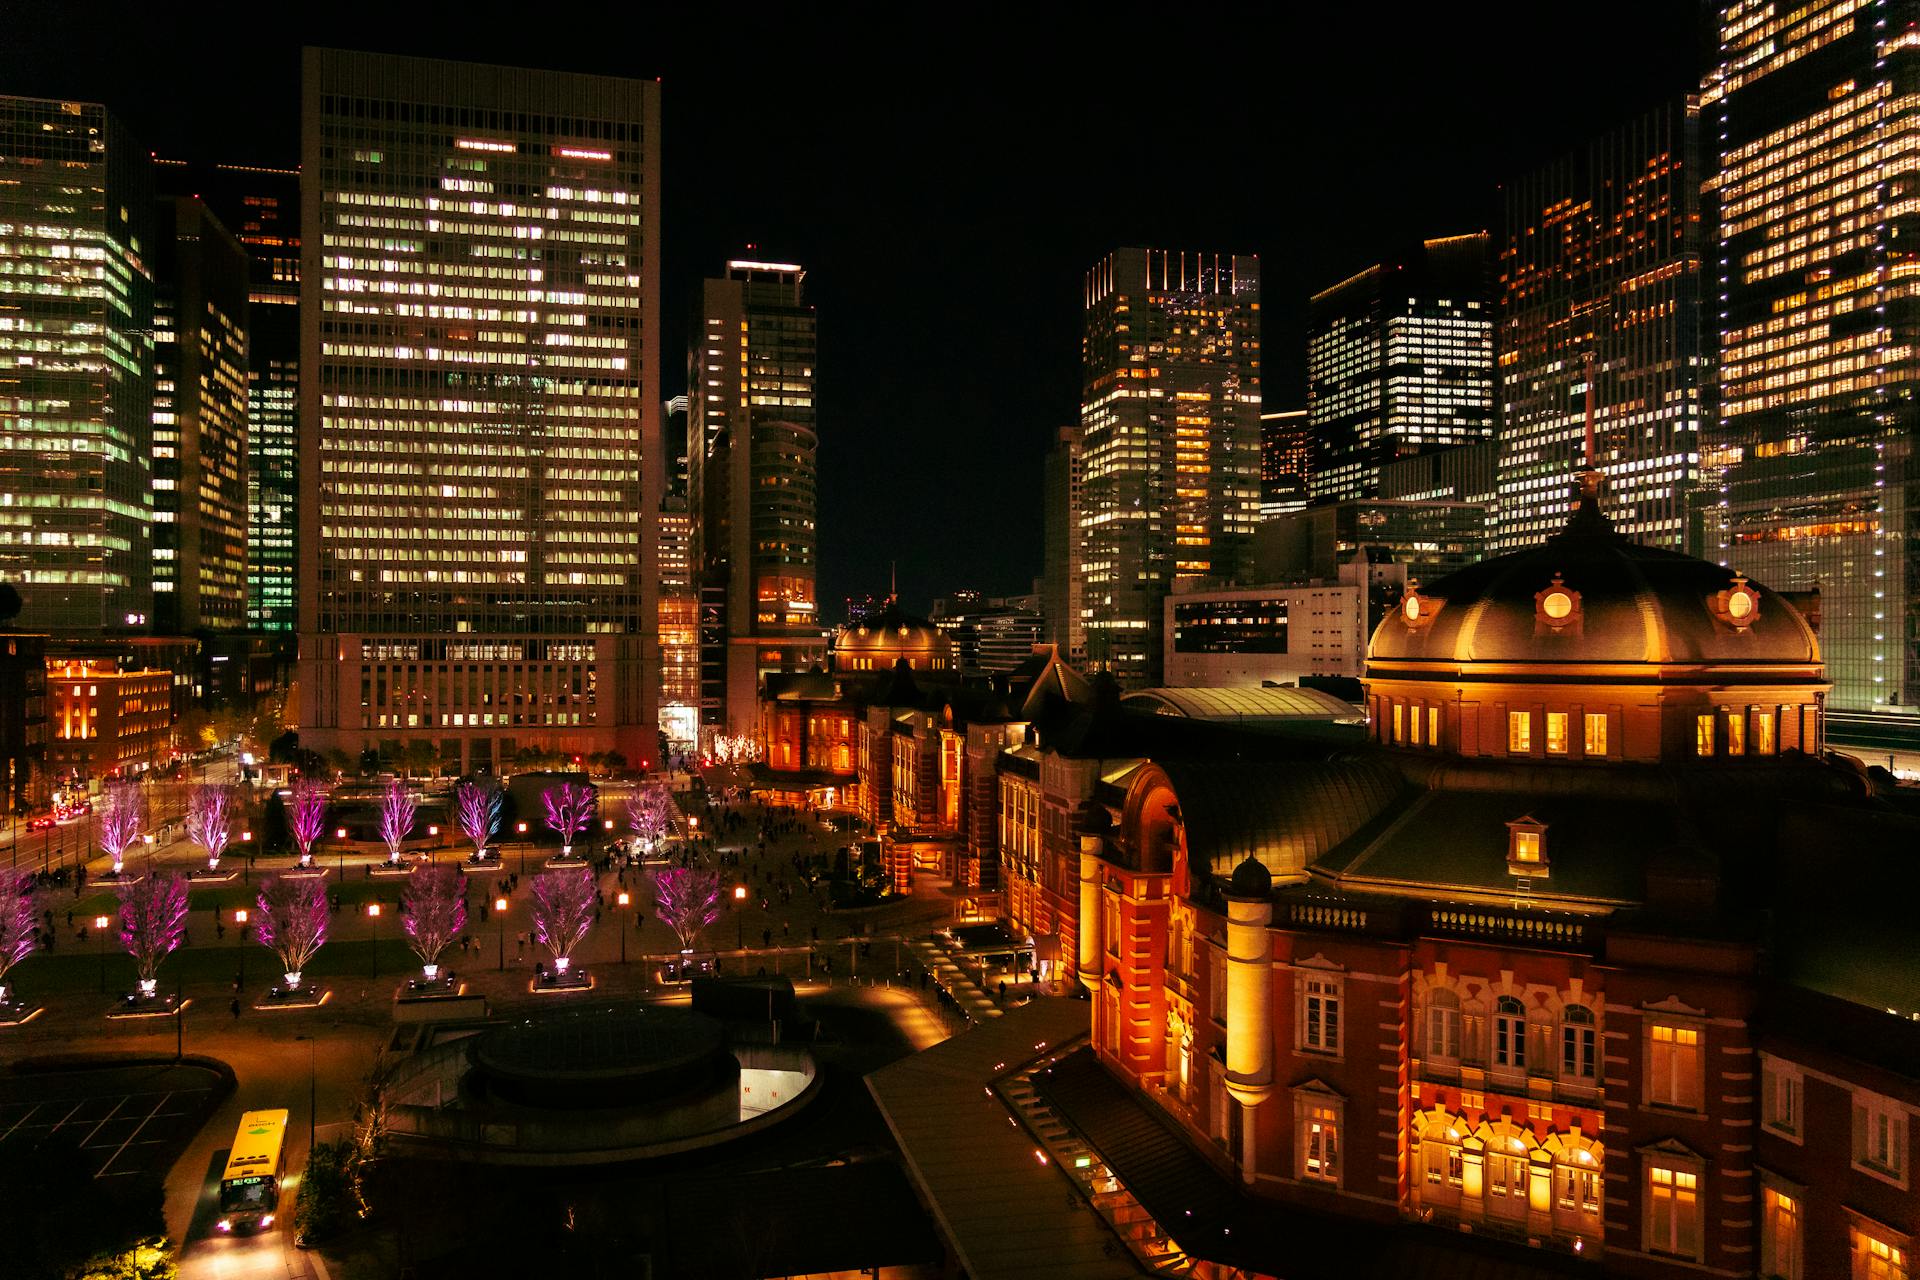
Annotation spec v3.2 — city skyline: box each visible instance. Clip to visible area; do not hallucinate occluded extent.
[0,1,1703,611]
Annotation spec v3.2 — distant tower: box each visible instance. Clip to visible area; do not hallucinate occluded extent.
[1308,235,1493,504]
[689,258,824,732]
[1042,424,1085,661]
[1080,249,1261,685]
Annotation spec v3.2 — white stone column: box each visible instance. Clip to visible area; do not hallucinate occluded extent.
[1224,887,1274,1183]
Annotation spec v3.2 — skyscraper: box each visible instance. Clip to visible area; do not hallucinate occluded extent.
[297,48,662,773]
[1496,99,1708,552]
[151,196,249,634]
[1080,248,1261,685]
[1041,423,1084,661]
[156,159,302,634]
[0,96,155,633]
[1704,2,1920,715]
[689,259,822,732]
[1259,408,1311,518]
[1308,234,1493,504]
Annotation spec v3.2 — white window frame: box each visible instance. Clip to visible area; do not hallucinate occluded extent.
[1761,1054,1804,1143]
[1494,995,1527,1071]
[1851,1223,1910,1280]
[1560,1003,1598,1081]
[1645,1157,1703,1261]
[1647,1018,1704,1112]
[1295,1092,1342,1185]
[1426,990,1462,1066]
[1299,972,1343,1057]
[1854,1089,1910,1188]
[1760,1177,1802,1280]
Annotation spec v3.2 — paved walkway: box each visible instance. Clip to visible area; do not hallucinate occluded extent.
[867,998,1143,1280]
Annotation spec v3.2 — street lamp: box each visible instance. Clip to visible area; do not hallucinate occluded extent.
[494,896,508,971]
[94,914,109,992]
[335,827,347,878]
[234,908,249,989]
[516,822,528,873]
[616,890,630,964]
[293,1033,317,1156]
[734,884,747,949]
[367,902,381,978]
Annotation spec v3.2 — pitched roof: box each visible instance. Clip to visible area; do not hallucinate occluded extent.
[1122,684,1365,724]
[1159,758,1404,882]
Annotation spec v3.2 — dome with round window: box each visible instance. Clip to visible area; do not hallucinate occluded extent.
[1372,474,1819,673]
[830,601,956,674]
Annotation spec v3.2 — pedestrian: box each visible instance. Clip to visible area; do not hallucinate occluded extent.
[65,908,72,928]
[230,996,241,1020]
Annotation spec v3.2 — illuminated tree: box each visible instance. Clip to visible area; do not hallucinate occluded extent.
[626,784,674,855]
[711,734,760,766]
[289,779,328,868]
[529,866,594,976]
[403,865,466,981]
[118,866,188,997]
[454,780,502,862]
[654,867,722,952]
[254,875,329,991]
[541,781,594,860]
[0,873,34,1003]
[186,784,233,872]
[97,779,146,876]
[377,780,416,865]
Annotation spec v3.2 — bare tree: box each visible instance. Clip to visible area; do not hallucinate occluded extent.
[530,866,594,975]
[402,865,466,980]
[377,779,416,865]
[97,780,146,876]
[0,872,35,1002]
[118,866,189,997]
[654,867,722,952]
[541,782,595,860]
[186,784,234,872]
[625,784,674,856]
[255,875,329,990]
[453,780,501,863]
[290,779,329,868]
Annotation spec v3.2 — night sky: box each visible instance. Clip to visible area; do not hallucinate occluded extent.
[0,2,1704,618]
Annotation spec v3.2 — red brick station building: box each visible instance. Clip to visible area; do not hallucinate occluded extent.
[761,481,1920,1280]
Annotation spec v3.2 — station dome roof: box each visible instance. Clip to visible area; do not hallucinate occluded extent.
[1368,475,1821,676]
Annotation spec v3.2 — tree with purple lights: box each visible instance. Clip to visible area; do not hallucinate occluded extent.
[654,867,723,953]
[118,867,188,997]
[97,779,146,876]
[186,784,234,872]
[255,875,329,991]
[626,784,674,855]
[403,865,466,981]
[377,779,417,865]
[529,866,594,976]
[289,778,328,869]
[454,779,502,863]
[542,781,594,860]
[0,873,35,1003]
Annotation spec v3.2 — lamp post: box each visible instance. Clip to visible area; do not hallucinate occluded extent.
[335,827,346,878]
[494,896,508,972]
[734,884,747,950]
[515,822,528,874]
[233,908,249,989]
[367,902,381,978]
[94,914,109,992]
[426,824,438,864]
[616,891,629,964]
[293,1033,316,1156]
[240,830,252,884]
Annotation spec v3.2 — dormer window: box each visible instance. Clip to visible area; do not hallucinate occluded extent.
[1507,816,1548,878]
[1709,573,1762,631]
[1401,583,1441,633]
[1534,574,1582,634]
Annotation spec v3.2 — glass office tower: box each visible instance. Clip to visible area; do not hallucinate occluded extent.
[1704,2,1920,712]
[0,96,155,633]
[297,48,662,773]
[1080,248,1261,685]
[1496,99,1708,552]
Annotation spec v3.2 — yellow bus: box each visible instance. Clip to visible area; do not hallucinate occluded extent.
[217,1109,289,1233]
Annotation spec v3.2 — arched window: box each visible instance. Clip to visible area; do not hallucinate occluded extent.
[1495,996,1527,1069]
[1561,1003,1597,1080]
[1427,988,1462,1064]
[1554,1144,1604,1239]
